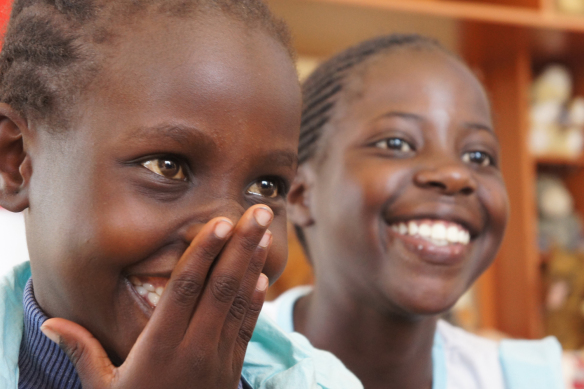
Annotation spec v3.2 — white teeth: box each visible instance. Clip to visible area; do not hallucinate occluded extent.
[418,223,432,238]
[446,226,459,242]
[143,283,155,292]
[459,230,470,245]
[391,220,471,246]
[408,221,418,236]
[135,286,148,297]
[130,277,167,306]
[147,292,160,306]
[398,223,408,235]
[431,224,446,241]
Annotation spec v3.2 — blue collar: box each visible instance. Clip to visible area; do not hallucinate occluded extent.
[18,279,80,389]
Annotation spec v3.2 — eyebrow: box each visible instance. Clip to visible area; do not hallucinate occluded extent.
[253,149,298,170]
[376,112,494,133]
[125,124,297,168]
[124,124,212,145]
[463,122,494,133]
[375,111,424,122]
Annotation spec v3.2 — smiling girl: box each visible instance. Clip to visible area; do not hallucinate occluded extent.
[0,1,361,388]
[263,34,564,389]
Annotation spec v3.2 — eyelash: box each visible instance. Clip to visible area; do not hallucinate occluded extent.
[140,158,287,199]
[461,150,495,167]
[372,137,496,167]
[246,177,287,200]
[374,137,415,152]
[141,156,189,181]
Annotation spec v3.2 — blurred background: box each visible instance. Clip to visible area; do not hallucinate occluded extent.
[4,0,584,385]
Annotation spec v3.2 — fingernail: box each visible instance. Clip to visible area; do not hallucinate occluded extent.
[214,220,233,239]
[258,230,272,248]
[40,324,60,344]
[254,207,273,227]
[256,274,269,291]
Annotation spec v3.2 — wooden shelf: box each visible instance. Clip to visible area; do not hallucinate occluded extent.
[536,155,584,167]
[304,0,584,33]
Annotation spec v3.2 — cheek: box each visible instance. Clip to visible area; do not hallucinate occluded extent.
[79,188,178,273]
[481,176,510,237]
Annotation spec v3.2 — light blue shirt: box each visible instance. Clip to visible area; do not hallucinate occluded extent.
[263,286,565,389]
[0,262,362,389]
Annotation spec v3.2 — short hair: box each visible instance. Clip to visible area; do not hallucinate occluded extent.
[0,0,293,131]
[296,34,451,257]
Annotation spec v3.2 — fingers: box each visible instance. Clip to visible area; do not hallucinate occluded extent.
[233,274,268,364]
[219,230,271,356]
[187,205,273,344]
[40,318,115,389]
[145,217,234,345]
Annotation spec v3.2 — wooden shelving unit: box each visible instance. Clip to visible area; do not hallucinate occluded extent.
[266,0,584,340]
[304,0,584,33]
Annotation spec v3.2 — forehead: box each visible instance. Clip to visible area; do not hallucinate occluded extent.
[336,48,491,125]
[75,12,300,147]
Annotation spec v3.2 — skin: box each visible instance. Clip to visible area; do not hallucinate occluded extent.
[288,48,509,389]
[0,12,300,388]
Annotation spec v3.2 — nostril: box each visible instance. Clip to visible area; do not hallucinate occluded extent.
[461,187,474,196]
[428,181,447,190]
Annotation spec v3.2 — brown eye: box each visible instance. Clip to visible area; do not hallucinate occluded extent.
[374,137,413,152]
[142,158,186,181]
[461,151,493,167]
[247,179,279,198]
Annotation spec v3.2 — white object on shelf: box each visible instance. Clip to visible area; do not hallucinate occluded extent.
[0,209,28,276]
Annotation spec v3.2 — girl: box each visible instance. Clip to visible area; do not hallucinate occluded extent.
[0,0,361,388]
[264,34,564,389]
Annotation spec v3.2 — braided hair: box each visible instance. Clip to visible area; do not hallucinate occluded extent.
[0,0,293,131]
[296,34,451,257]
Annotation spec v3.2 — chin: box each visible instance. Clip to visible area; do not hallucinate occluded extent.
[389,282,466,318]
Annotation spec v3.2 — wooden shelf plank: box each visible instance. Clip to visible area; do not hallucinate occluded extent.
[536,155,584,167]
[303,0,584,33]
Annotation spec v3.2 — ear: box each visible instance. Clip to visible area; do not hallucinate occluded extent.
[287,165,315,228]
[0,103,31,212]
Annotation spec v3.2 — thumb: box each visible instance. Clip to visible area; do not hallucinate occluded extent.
[41,318,116,388]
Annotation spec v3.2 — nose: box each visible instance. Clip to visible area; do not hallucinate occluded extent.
[414,164,477,196]
[183,197,247,241]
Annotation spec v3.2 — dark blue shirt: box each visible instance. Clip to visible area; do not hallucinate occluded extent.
[18,279,250,389]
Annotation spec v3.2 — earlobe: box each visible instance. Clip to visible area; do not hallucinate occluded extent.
[0,103,31,212]
[287,166,315,228]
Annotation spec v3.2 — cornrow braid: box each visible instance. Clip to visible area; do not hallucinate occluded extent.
[296,34,449,258]
[299,34,447,164]
[0,0,293,131]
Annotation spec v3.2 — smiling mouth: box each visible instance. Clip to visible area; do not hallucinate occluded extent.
[389,219,471,247]
[128,276,169,308]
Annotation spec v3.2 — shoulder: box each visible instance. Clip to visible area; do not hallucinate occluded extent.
[262,285,312,333]
[0,261,31,312]
[0,261,30,389]
[243,311,362,389]
[435,320,504,388]
[0,209,28,276]
[499,335,564,389]
[435,320,564,389]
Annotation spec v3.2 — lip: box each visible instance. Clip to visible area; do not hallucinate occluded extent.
[387,225,470,266]
[126,279,154,315]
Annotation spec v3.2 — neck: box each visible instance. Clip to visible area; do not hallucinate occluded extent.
[294,284,436,389]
